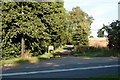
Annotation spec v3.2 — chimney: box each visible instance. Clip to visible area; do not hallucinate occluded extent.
[118,1,120,21]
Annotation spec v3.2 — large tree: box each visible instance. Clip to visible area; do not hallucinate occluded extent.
[69,6,94,45]
[2,2,70,59]
[2,2,50,58]
[41,2,70,49]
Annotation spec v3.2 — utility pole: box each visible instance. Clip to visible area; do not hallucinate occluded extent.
[21,3,25,58]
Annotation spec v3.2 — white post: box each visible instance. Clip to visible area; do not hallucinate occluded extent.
[118,1,120,21]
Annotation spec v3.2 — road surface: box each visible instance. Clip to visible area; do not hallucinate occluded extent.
[1,45,119,79]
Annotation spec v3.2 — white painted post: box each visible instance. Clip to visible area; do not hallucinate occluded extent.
[48,46,54,53]
[118,1,120,21]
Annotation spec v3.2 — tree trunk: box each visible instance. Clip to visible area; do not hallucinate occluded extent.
[21,37,25,58]
[21,3,25,58]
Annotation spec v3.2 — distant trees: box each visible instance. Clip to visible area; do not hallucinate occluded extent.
[97,29,104,37]
[89,36,94,38]
[69,6,94,45]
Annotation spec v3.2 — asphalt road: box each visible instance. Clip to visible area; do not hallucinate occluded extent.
[1,45,119,79]
[2,57,119,78]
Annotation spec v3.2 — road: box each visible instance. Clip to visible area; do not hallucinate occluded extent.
[1,45,119,79]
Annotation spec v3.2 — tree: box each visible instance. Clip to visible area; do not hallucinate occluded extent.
[69,6,94,45]
[2,2,49,58]
[97,29,104,37]
[2,2,70,59]
[41,2,70,49]
[99,20,120,49]
[89,36,94,38]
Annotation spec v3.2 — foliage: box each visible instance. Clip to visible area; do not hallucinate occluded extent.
[2,2,70,59]
[69,6,94,45]
[2,3,94,59]
[71,46,120,57]
[100,20,120,49]
[97,29,104,37]
[89,36,94,38]
[41,2,70,49]
[2,2,49,59]
[54,45,66,53]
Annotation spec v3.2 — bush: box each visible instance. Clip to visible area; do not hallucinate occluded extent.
[101,20,120,49]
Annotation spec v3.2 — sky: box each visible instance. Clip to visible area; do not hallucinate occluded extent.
[64,0,119,37]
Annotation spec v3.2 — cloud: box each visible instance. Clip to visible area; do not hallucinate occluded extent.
[86,1,118,37]
[87,3,117,16]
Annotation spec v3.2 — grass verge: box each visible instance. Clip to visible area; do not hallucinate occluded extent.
[71,46,120,57]
[87,74,120,78]
[1,53,53,65]
[60,74,119,80]
[2,45,67,65]
[2,58,29,65]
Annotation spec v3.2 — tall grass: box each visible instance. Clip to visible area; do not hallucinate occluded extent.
[71,46,120,57]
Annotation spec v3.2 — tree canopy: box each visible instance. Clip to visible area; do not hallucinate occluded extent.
[69,6,94,45]
[99,20,120,49]
[2,3,94,59]
[2,2,70,59]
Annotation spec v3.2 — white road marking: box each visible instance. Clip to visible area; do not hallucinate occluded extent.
[2,65,119,76]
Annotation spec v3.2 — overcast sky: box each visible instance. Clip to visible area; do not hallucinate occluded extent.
[64,0,119,37]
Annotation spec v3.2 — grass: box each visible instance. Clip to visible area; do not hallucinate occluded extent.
[2,53,53,65]
[2,45,67,65]
[59,74,119,80]
[71,46,120,57]
[54,45,67,53]
[2,58,29,65]
[38,52,54,59]
[87,74,120,78]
